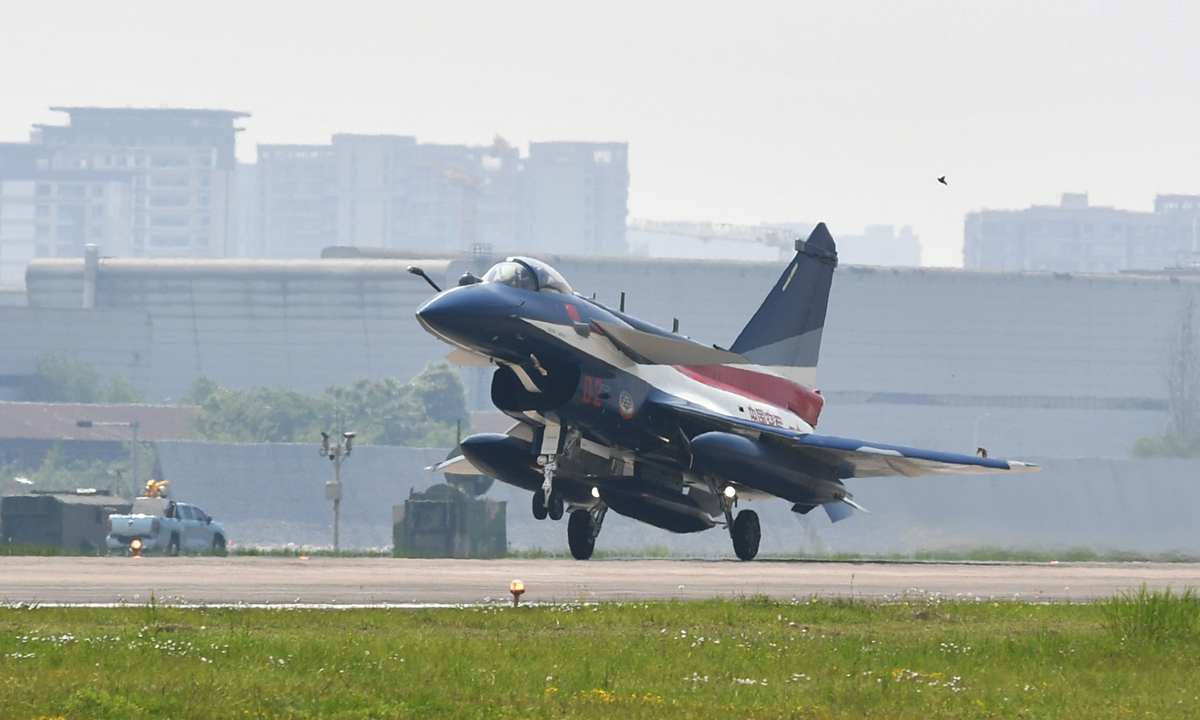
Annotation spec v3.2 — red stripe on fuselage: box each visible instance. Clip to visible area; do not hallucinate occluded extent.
[675,364,824,427]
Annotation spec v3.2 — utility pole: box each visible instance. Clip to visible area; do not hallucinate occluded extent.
[131,420,139,497]
[320,422,355,553]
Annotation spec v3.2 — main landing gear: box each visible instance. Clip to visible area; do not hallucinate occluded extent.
[721,488,760,561]
[730,510,761,561]
[567,505,607,560]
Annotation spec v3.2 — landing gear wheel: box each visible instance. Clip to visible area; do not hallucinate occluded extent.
[568,509,596,560]
[731,510,760,561]
[547,490,565,521]
[532,491,548,520]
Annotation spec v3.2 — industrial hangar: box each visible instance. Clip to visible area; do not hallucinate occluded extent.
[5,248,1188,459]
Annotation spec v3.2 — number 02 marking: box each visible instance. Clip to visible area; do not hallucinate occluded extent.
[580,376,603,407]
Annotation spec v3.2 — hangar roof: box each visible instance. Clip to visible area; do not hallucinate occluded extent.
[0,403,195,442]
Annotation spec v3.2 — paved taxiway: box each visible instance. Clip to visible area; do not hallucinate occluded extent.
[3,557,1199,606]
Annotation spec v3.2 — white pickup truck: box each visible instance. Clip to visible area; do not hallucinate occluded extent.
[106,497,227,555]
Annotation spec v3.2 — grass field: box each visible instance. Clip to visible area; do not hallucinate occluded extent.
[2,590,1198,719]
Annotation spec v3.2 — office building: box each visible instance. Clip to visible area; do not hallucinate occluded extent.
[964,193,1200,272]
[0,108,248,283]
[37,107,248,259]
[253,137,626,258]
[0,141,132,285]
[255,146,337,258]
[518,142,629,255]
[835,225,921,266]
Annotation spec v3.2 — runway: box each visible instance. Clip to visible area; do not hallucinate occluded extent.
[3,557,1200,606]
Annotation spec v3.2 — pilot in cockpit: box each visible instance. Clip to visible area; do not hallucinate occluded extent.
[482,258,573,294]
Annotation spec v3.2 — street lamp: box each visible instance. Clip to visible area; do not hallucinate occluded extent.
[320,427,355,553]
[77,419,139,498]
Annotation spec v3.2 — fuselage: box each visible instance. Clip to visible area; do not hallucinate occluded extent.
[416,278,819,462]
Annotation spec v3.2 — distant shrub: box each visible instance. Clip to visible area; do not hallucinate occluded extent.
[21,351,145,404]
[1129,433,1200,458]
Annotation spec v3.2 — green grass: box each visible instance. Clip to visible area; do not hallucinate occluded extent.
[0,545,109,557]
[0,544,72,557]
[1100,585,1200,642]
[768,547,1200,563]
[2,594,1200,718]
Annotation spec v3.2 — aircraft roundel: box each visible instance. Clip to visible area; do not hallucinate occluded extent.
[618,391,636,419]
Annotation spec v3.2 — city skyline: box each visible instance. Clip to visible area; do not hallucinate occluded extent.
[3,1,1199,266]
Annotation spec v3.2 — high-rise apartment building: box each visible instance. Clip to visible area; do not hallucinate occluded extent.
[518,142,629,255]
[4,109,630,275]
[253,137,624,258]
[255,145,338,258]
[1,108,248,283]
[834,225,922,266]
[35,108,248,259]
[964,193,1200,273]
[331,134,519,253]
[0,141,133,285]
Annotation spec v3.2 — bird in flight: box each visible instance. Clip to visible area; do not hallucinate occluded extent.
[937,176,948,185]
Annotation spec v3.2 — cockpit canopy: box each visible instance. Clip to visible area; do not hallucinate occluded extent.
[482,257,573,294]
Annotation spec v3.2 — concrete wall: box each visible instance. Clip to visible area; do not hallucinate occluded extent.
[154,441,1200,558]
[155,441,448,550]
[24,258,447,401]
[0,306,151,400]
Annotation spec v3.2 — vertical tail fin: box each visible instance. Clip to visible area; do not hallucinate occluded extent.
[729,223,838,386]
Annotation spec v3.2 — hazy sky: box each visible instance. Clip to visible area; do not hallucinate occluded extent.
[3,1,1198,266]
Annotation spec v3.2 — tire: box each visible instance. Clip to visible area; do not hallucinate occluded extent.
[532,490,548,520]
[212,534,226,553]
[731,510,761,561]
[168,533,181,557]
[547,490,564,521]
[567,510,595,560]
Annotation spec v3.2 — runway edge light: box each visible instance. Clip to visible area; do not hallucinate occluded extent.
[510,579,525,607]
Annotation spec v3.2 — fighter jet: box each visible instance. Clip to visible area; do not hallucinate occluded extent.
[414,223,1037,560]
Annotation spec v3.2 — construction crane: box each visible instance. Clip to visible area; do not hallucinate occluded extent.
[427,137,516,252]
[428,162,483,251]
[627,219,811,252]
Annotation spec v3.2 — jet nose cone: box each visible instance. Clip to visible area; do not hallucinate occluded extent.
[415,283,521,346]
[414,290,459,330]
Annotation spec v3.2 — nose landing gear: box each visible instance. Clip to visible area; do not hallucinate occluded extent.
[534,421,564,521]
[531,487,564,521]
[532,490,548,520]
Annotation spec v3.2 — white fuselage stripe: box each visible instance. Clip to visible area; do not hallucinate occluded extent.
[526,318,815,434]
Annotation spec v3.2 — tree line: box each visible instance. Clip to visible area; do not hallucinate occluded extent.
[19,351,470,448]
[22,352,145,404]
[184,362,468,447]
